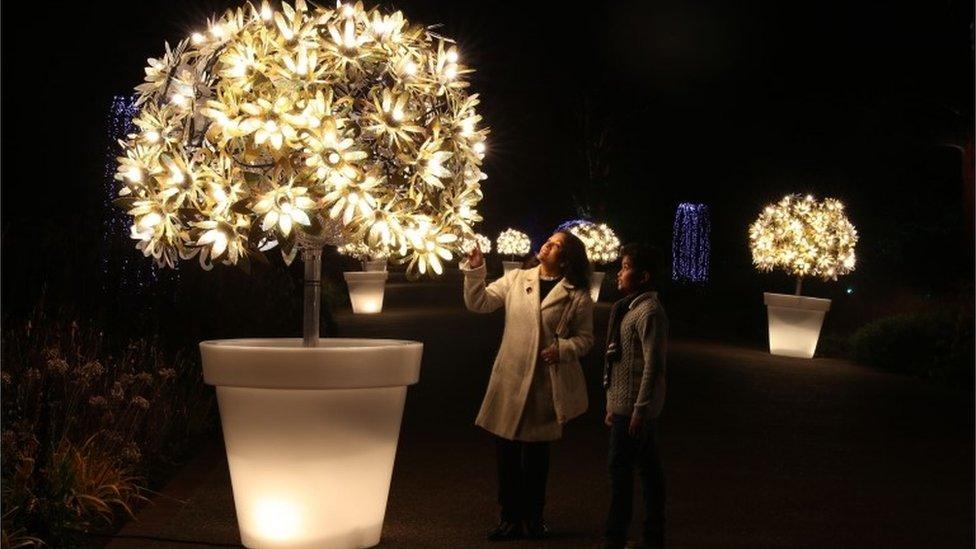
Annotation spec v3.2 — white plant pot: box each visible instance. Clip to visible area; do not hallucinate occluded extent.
[363,259,387,272]
[589,271,606,302]
[344,271,389,314]
[763,292,832,359]
[502,260,522,274]
[201,338,423,549]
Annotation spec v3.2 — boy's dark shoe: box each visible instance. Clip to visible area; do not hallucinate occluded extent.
[486,520,523,541]
[524,518,549,539]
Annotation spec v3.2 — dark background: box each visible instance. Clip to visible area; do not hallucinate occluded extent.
[2,0,973,346]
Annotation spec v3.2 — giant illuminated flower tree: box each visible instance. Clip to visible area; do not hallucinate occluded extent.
[118,4,487,547]
[115,0,488,283]
[749,194,858,295]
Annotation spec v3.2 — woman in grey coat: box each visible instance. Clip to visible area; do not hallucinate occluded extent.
[461,230,595,541]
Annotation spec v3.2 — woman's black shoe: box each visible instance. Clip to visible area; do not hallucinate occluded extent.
[524,518,549,539]
[486,520,523,541]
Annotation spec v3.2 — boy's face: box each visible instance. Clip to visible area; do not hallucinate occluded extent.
[617,255,650,294]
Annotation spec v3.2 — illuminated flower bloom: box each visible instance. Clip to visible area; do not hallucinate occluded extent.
[239,96,309,150]
[195,217,249,268]
[115,144,162,193]
[253,183,315,237]
[219,36,269,91]
[304,119,366,184]
[364,89,424,147]
[135,40,181,100]
[411,139,454,189]
[322,171,381,225]
[405,220,457,275]
[158,153,207,208]
[369,11,407,44]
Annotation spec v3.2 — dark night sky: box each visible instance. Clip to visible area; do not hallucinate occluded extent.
[2,0,973,318]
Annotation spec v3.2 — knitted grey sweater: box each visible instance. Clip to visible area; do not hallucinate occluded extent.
[605,291,669,419]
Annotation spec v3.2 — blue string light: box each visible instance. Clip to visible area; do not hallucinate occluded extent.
[100,95,167,296]
[672,203,710,283]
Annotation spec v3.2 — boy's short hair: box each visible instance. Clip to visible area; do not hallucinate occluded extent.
[620,243,661,282]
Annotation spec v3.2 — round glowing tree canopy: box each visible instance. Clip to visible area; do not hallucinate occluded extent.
[563,221,620,265]
[496,229,531,257]
[749,194,858,280]
[338,241,387,261]
[462,233,491,254]
[115,0,488,276]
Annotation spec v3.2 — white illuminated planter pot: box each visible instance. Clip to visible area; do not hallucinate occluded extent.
[502,260,522,274]
[589,271,606,302]
[201,338,422,549]
[344,272,389,314]
[363,259,387,272]
[763,292,831,359]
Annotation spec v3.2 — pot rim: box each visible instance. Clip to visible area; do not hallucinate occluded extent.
[763,292,831,312]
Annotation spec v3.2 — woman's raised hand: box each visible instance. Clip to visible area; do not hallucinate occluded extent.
[466,243,484,269]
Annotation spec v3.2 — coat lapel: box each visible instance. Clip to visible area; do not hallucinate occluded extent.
[524,267,542,325]
[541,279,575,310]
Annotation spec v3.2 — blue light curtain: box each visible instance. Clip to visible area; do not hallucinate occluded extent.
[672,203,710,283]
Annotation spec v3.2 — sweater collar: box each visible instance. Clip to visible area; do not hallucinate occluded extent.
[627,291,656,310]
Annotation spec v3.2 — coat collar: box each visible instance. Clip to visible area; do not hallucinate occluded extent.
[525,266,575,310]
[628,291,657,310]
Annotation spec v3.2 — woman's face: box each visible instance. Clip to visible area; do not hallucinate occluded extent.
[617,255,649,294]
[537,232,567,268]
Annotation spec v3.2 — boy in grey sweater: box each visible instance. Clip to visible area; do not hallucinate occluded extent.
[600,244,668,549]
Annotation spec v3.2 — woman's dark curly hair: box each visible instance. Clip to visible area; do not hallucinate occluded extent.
[525,230,591,289]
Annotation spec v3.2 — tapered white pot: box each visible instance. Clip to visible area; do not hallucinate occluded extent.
[502,260,522,274]
[363,259,387,272]
[344,272,388,314]
[589,271,606,302]
[201,338,423,549]
[763,293,831,359]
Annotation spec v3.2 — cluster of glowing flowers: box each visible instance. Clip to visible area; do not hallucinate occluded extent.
[565,221,620,264]
[461,233,491,254]
[496,229,531,257]
[337,241,388,261]
[115,0,488,273]
[749,194,858,280]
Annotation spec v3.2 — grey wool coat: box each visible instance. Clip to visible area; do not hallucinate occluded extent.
[461,262,595,441]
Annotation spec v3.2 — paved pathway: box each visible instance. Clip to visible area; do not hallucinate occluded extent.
[108,297,974,548]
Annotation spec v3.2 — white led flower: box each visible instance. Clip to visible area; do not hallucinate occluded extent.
[253,183,315,237]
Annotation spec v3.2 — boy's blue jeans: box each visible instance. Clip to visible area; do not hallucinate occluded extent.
[606,414,665,547]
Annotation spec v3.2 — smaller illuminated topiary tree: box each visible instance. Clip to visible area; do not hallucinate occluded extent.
[462,233,491,254]
[561,220,620,267]
[496,228,530,261]
[749,194,858,295]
